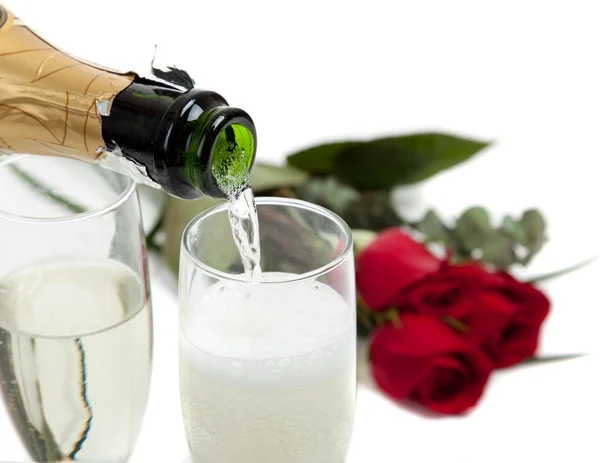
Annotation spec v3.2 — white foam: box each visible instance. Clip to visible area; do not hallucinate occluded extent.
[183,273,352,360]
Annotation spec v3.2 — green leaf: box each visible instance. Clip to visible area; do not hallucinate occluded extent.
[416,210,468,259]
[249,163,309,193]
[8,164,86,214]
[287,141,363,174]
[333,133,490,190]
[527,257,597,284]
[520,209,547,264]
[293,177,403,231]
[418,210,454,246]
[295,176,360,215]
[454,206,493,252]
[501,215,526,245]
[343,191,404,231]
[480,232,517,269]
[521,353,588,365]
[162,196,225,274]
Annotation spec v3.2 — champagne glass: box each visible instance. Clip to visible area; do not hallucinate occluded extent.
[179,197,356,462]
[0,155,153,462]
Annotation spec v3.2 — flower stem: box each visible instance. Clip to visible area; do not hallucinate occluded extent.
[443,315,469,333]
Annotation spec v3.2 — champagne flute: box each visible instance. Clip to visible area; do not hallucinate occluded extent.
[179,197,356,462]
[0,155,153,462]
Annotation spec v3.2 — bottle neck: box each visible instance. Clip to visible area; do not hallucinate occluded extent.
[101,78,180,182]
[103,80,256,199]
[0,4,256,199]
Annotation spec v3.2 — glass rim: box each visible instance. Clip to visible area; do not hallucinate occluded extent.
[0,155,137,224]
[181,196,354,284]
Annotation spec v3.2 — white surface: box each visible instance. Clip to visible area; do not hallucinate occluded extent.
[3,0,600,461]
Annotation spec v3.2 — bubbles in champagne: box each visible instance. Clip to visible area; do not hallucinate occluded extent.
[0,260,152,462]
[179,276,356,462]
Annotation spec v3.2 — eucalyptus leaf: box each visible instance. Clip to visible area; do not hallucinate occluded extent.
[293,177,403,231]
[501,215,526,245]
[454,207,493,252]
[416,210,466,258]
[418,210,453,245]
[287,141,363,174]
[294,177,360,216]
[520,209,546,264]
[334,133,490,190]
[480,232,517,269]
[162,196,225,274]
[250,163,309,193]
[343,191,404,231]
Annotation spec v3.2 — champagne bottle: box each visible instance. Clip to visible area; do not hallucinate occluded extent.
[0,5,256,199]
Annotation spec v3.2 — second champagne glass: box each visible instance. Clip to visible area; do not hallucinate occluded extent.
[0,155,153,462]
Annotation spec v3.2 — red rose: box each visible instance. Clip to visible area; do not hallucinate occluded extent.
[357,229,551,369]
[356,229,442,310]
[400,262,497,318]
[370,315,493,415]
[471,272,550,368]
[402,264,550,368]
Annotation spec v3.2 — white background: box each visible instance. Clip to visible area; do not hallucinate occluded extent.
[3,0,600,461]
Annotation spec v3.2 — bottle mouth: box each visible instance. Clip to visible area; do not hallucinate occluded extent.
[200,107,257,199]
[153,88,257,200]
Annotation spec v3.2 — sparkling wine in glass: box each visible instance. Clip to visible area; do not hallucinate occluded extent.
[0,155,153,462]
[179,197,357,462]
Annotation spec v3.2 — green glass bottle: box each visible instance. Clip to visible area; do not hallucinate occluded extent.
[102,78,257,199]
[0,4,256,200]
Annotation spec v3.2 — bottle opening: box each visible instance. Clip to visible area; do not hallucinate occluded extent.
[211,123,256,198]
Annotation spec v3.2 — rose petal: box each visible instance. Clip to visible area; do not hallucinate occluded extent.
[372,315,474,358]
[370,315,493,415]
[417,351,493,415]
[416,356,466,399]
[494,320,544,368]
[357,229,442,310]
[479,276,550,368]
[371,353,432,401]
[469,291,518,344]
[399,263,496,319]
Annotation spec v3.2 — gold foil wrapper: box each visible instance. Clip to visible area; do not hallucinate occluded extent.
[0,5,134,160]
